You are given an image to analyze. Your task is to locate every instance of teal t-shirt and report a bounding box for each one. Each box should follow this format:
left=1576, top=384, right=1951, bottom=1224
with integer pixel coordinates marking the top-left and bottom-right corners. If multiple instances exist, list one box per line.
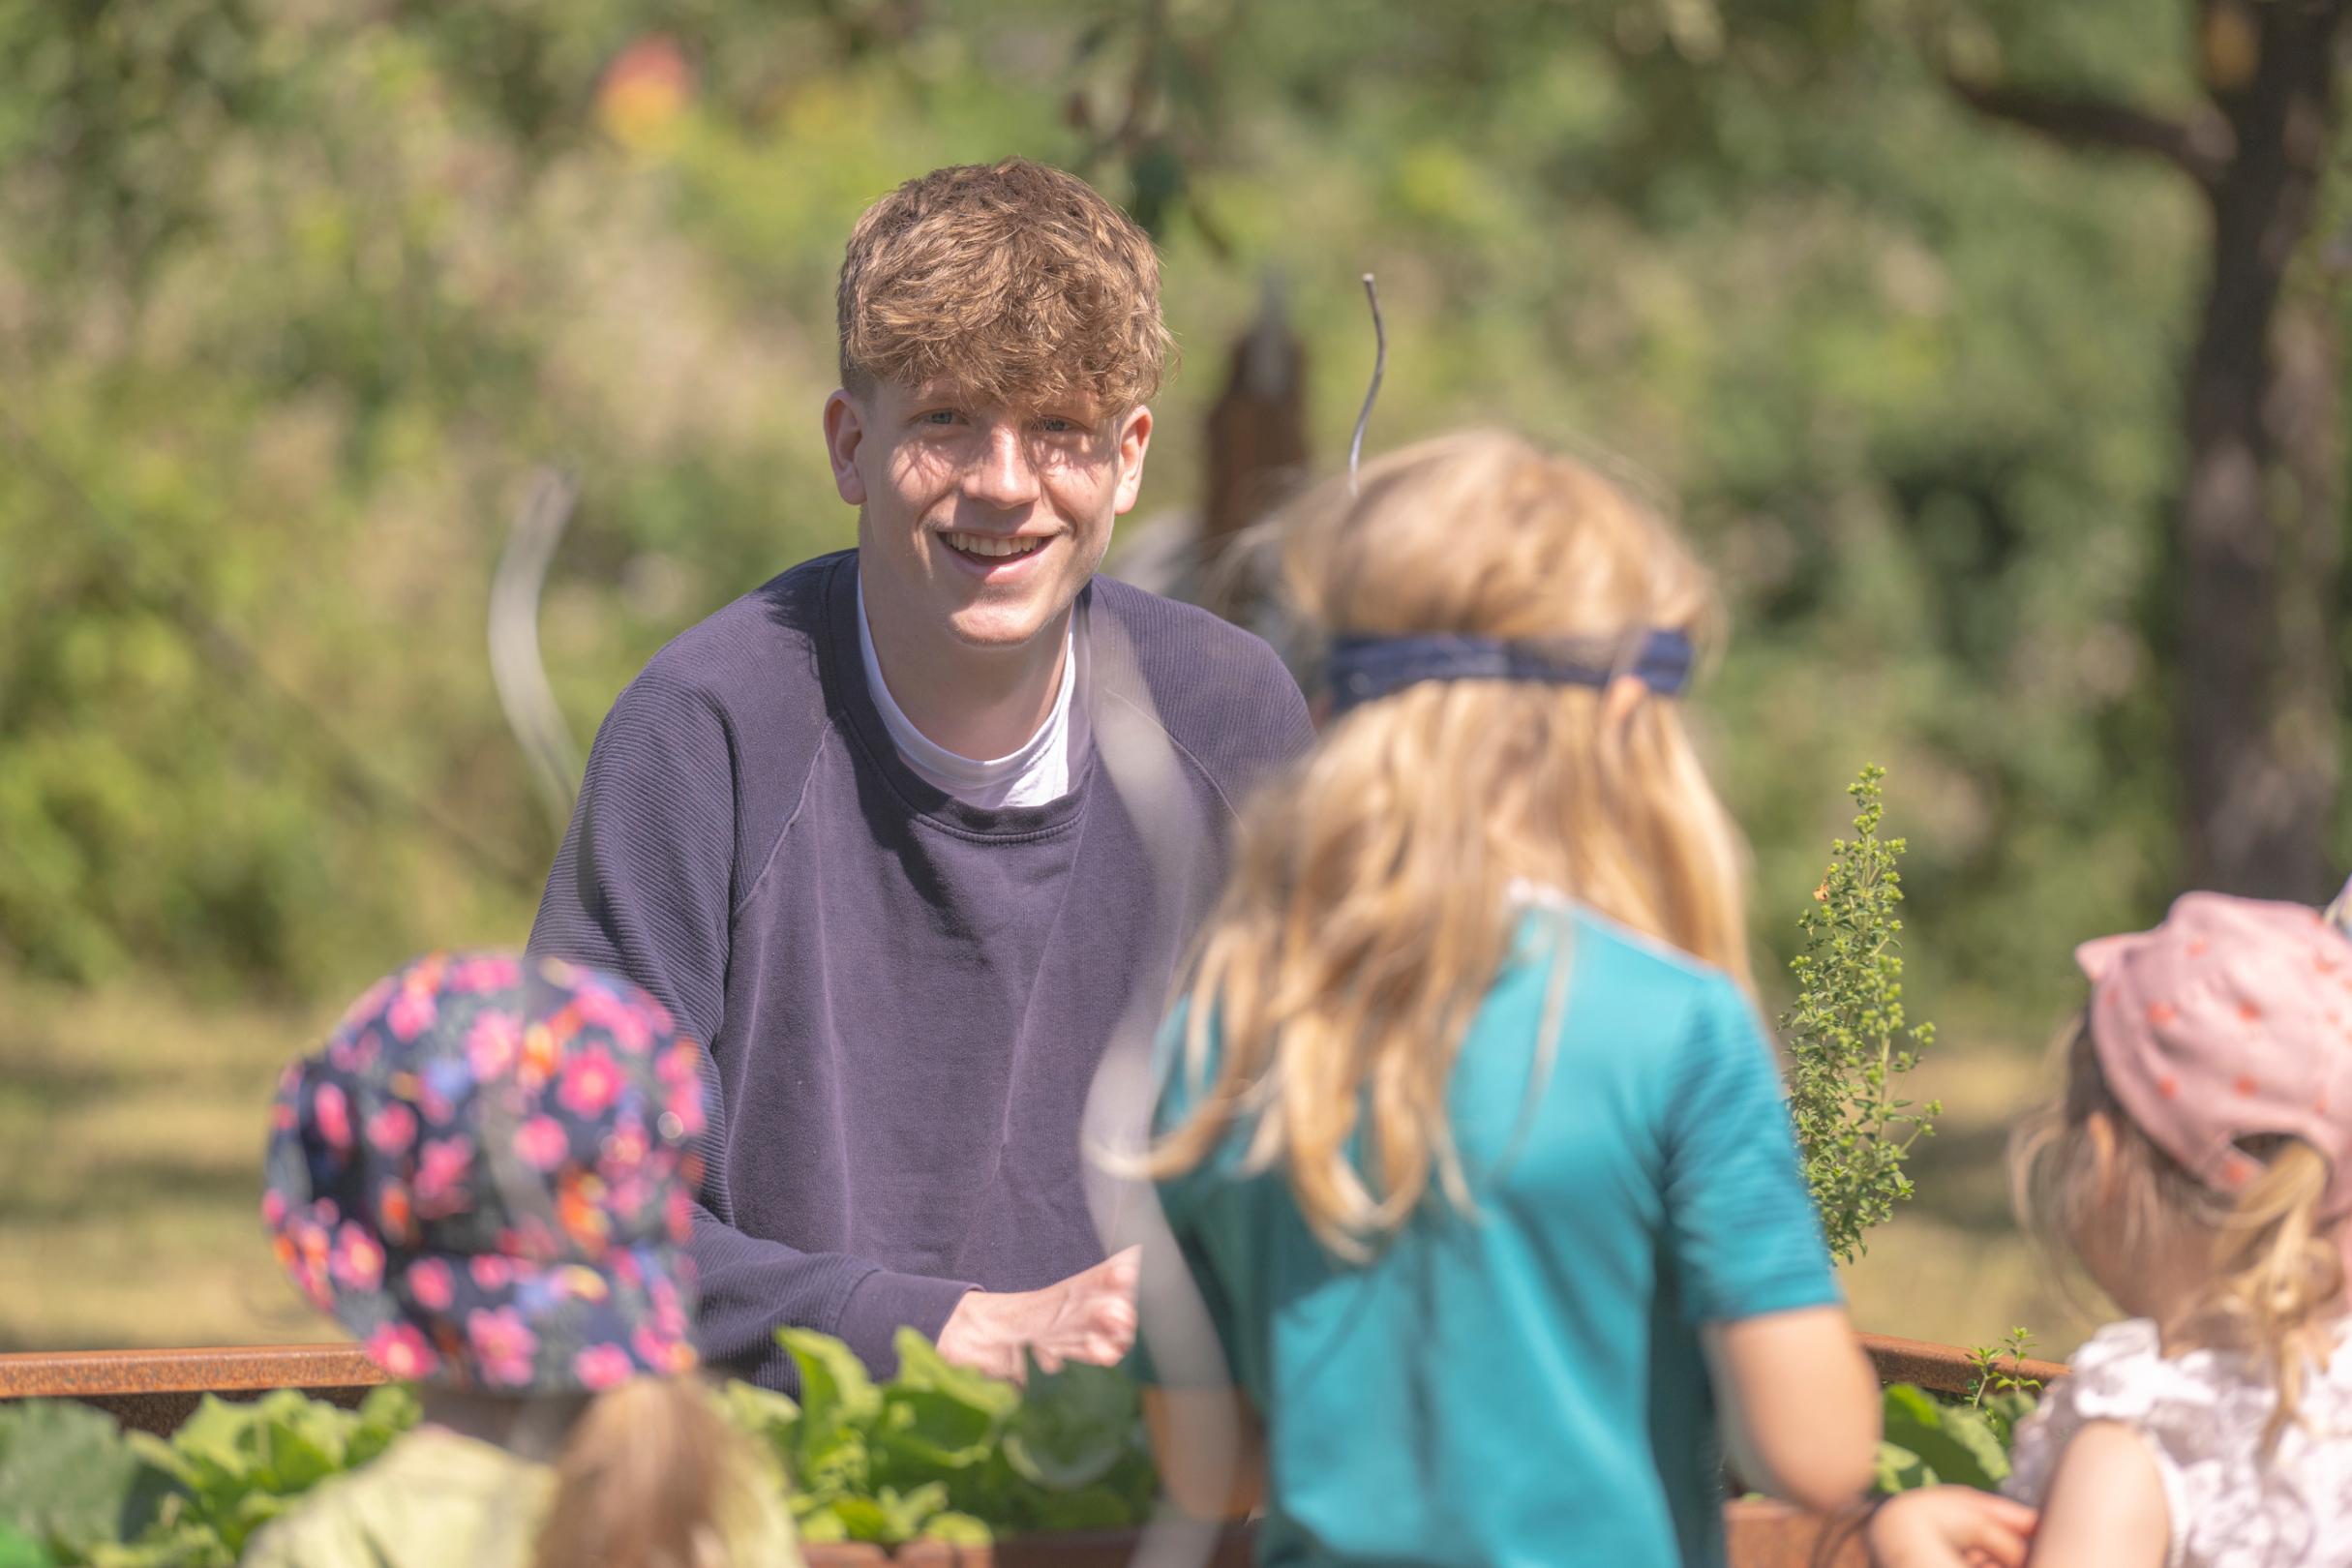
left=1136, top=906, right=1838, bottom=1568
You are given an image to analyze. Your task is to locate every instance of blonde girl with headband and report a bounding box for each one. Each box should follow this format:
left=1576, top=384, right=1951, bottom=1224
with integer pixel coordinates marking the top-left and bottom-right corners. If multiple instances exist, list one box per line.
left=1127, top=431, right=1880, bottom=1568
left=1870, top=893, right=2352, bottom=1568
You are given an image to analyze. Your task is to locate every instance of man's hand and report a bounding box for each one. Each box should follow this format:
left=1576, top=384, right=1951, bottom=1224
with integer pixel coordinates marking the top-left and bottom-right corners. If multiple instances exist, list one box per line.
left=934, top=1247, right=1139, bottom=1382
left=1865, top=1486, right=2038, bottom=1568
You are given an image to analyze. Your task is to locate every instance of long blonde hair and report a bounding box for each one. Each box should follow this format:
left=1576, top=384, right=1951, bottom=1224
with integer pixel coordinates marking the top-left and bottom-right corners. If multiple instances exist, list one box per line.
left=2013, top=1019, right=2347, bottom=1452
left=530, top=1376, right=773, bottom=1568
left=1148, top=430, right=1752, bottom=1257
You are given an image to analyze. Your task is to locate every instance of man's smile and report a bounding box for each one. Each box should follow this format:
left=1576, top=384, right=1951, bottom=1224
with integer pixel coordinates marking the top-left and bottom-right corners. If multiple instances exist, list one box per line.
left=936, top=528, right=1057, bottom=581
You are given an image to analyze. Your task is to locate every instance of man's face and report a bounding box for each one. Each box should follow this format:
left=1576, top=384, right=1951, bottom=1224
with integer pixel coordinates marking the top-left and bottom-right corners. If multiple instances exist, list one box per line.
left=825, top=377, right=1153, bottom=652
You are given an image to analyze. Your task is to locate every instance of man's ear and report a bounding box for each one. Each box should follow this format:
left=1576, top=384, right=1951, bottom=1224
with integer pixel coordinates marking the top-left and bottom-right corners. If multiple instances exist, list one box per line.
left=1112, top=405, right=1154, bottom=516
left=824, top=389, right=868, bottom=506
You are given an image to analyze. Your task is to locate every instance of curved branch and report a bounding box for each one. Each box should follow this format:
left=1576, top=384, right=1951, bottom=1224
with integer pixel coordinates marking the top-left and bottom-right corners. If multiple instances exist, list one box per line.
left=1944, top=74, right=2233, bottom=191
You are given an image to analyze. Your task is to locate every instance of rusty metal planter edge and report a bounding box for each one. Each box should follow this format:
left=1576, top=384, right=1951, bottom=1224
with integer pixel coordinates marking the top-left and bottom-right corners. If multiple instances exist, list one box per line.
left=0, top=1333, right=2059, bottom=1567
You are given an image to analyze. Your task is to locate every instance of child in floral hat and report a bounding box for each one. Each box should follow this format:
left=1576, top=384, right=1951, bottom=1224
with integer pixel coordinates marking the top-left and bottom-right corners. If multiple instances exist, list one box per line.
left=1870, top=892, right=2352, bottom=1568
left=245, top=950, right=799, bottom=1568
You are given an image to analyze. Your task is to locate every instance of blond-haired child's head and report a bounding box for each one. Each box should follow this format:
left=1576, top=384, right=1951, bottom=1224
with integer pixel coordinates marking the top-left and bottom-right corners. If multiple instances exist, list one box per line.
left=1153, top=429, right=1750, bottom=1255
left=2013, top=893, right=2352, bottom=1447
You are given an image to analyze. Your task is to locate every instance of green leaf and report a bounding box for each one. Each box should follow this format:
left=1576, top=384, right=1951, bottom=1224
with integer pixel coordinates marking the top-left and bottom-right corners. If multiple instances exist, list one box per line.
left=777, top=1328, right=883, bottom=1435
left=0, top=1520, right=56, bottom=1568
left=825, top=1494, right=895, bottom=1544
left=790, top=1503, right=851, bottom=1544
left=1980, top=1387, right=2041, bottom=1448
left=87, top=1520, right=234, bottom=1568
left=890, top=1328, right=1018, bottom=1421
left=717, top=1378, right=802, bottom=1459
left=1873, top=1439, right=1934, bottom=1493
left=1879, top=1385, right=2009, bottom=1493
left=876, top=1482, right=949, bottom=1541
left=0, top=1401, right=182, bottom=1556
left=875, top=1388, right=997, bottom=1475
left=1001, top=1351, right=1139, bottom=1491
left=921, top=1510, right=993, bottom=1546
left=346, top=1385, right=419, bottom=1471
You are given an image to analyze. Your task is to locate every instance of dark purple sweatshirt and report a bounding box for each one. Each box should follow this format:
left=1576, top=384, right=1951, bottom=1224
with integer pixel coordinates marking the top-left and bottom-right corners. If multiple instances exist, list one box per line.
left=528, top=550, right=1312, bottom=1388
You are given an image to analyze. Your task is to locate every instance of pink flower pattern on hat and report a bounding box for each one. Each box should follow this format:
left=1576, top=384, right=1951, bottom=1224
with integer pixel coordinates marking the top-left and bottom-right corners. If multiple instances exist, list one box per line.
left=261, top=950, right=709, bottom=1393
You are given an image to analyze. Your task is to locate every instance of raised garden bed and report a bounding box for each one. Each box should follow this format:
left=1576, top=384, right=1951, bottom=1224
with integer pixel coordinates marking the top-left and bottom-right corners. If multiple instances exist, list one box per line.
left=0, top=1334, right=2065, bottom=1567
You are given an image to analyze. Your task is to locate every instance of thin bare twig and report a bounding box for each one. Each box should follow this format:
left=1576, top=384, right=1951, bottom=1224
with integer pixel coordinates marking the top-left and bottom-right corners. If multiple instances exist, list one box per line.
left=488, top=466, right=584, bottom=832
left=1347, top=273, right=1386, bottom=498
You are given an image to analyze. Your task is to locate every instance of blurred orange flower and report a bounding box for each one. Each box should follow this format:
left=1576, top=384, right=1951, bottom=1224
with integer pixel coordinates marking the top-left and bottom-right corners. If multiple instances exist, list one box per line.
left=598, top=36, right=694, bottom=151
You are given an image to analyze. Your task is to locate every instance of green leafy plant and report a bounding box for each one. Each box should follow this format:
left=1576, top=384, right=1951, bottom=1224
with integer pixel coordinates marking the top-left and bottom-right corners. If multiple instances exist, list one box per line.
left=1782, top=765, right=1941, bottom=1263
left=1967, top=1328, right=2044, bottom=1409
left=1964, top=1328, right=2046, bottom=1449
left=0, top=1401, right=178, bottom=1565
left=739, top=1328, right=1157, bottom=1546
left=1874, top=1384, right=2015, bottom=1494
left=1, top=1331, right=1152, bottom=1560
left=1874, top=1333, right=2047, bottom=1496
left=0, top=1385, right=418, bottom=1568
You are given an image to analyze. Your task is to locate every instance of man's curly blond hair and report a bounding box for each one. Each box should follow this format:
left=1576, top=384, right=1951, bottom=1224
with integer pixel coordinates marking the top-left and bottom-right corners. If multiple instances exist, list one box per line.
left=836, top=159, right=1170, bottom=416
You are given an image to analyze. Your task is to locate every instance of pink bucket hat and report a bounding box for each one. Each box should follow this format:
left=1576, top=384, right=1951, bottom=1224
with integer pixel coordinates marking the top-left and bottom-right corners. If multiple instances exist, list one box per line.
left=2078, top=890, right=2352, bottom=1215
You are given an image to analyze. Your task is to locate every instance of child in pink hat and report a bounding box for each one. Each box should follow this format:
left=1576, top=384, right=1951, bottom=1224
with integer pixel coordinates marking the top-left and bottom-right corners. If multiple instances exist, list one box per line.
left=1871, top=891, right=2352, bottom=1568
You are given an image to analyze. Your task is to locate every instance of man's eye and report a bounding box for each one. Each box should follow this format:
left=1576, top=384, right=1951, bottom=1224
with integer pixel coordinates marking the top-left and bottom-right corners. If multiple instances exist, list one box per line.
left=921, top=409, right=960, bottom=426
left=1038, top=417, right=1075, bottom=435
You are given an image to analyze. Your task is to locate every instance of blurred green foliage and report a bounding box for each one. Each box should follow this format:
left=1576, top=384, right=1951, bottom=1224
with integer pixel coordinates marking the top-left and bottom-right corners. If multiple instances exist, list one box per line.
left=0, top=0, right=2330, bottom=1030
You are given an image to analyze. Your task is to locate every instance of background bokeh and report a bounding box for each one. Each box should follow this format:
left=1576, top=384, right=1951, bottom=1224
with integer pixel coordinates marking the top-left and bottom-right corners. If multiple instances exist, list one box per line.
left=4, top=0, right=2345, bottom=1359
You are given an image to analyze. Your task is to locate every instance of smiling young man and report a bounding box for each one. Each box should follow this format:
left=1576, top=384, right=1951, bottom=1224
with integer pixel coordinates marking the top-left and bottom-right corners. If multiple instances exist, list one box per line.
left=528, top=160, right=1312, bottom=1390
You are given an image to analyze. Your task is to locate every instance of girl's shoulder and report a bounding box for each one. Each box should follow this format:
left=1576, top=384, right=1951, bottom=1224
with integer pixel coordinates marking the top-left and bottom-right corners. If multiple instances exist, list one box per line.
left=2005, top=1318, right=2352, bottom=1567
left=1506, top=890, right=1733, bottom=999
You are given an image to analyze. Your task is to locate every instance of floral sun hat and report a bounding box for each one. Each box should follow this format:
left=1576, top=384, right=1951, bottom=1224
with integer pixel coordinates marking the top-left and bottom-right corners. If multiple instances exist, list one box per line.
left=263, top=950, right=708, bottom=1390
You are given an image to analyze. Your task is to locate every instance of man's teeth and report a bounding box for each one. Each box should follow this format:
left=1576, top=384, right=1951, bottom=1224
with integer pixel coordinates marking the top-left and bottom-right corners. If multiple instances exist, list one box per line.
left=944, top=532, right=1046, bottom=559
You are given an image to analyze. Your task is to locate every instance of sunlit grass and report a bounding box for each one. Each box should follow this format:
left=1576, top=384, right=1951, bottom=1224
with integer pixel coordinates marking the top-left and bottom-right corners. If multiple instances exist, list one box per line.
left=0, top=979, right=341, bottom=1350
left=2, top=976, right=2100, bottom=1360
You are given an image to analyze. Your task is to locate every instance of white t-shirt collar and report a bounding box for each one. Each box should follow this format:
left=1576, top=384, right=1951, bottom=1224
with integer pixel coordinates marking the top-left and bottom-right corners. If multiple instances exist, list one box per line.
left=856, top=583, right=1087, bottom=809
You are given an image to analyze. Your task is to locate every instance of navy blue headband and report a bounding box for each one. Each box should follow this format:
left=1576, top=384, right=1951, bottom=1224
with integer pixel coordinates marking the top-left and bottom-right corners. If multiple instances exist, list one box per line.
left=1325, top=629, right=1695, bottom=715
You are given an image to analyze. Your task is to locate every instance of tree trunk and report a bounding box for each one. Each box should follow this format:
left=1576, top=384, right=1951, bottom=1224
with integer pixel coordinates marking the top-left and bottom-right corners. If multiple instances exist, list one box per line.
left=2177, top=0, right=2345, bottom=898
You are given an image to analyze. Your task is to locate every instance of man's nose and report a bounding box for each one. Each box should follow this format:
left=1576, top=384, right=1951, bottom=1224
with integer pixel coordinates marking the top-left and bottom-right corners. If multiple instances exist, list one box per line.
left=962, top=421, right=1041, bottom=509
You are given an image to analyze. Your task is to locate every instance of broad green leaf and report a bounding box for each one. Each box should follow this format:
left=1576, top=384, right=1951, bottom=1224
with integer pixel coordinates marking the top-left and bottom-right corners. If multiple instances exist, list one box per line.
left=0, top=1401, right=182, bottom=1556
left=166, top=1396, right=268, bottom=1487
left=1879, top=1385, right=2009, bottom=1493
left=1002, top=1352, right=1139, bottom=1491
left=257, top=1417, right=339, bottom=1494
left=825, top=1494, right=895, bottom=1543
left=777, top=1327, right=883, bottom=1438
left=790, top=1504, right=850, bottom=1544
left=88, top=1520, right=234, bottom=1568
left=0, top=1520, right=54, bottom=1568
left=876, top=1482, right=949, bottom=1540
left=1873, top=1439, right=1933, bottom=1493
left=890, top=1329, right=1019, bottom=1420
left=921, top=1510, right=993, bottom=1546
left=791, top=1425, right=870, bottom=1503
left=875, top=1389, right=997, bottom=1476
left=717, top=1378, right=802, bottom=1460
left=347, top=1385, right=419, bottom=1470
left=1982, top=1388, right=2040, bottom=1448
